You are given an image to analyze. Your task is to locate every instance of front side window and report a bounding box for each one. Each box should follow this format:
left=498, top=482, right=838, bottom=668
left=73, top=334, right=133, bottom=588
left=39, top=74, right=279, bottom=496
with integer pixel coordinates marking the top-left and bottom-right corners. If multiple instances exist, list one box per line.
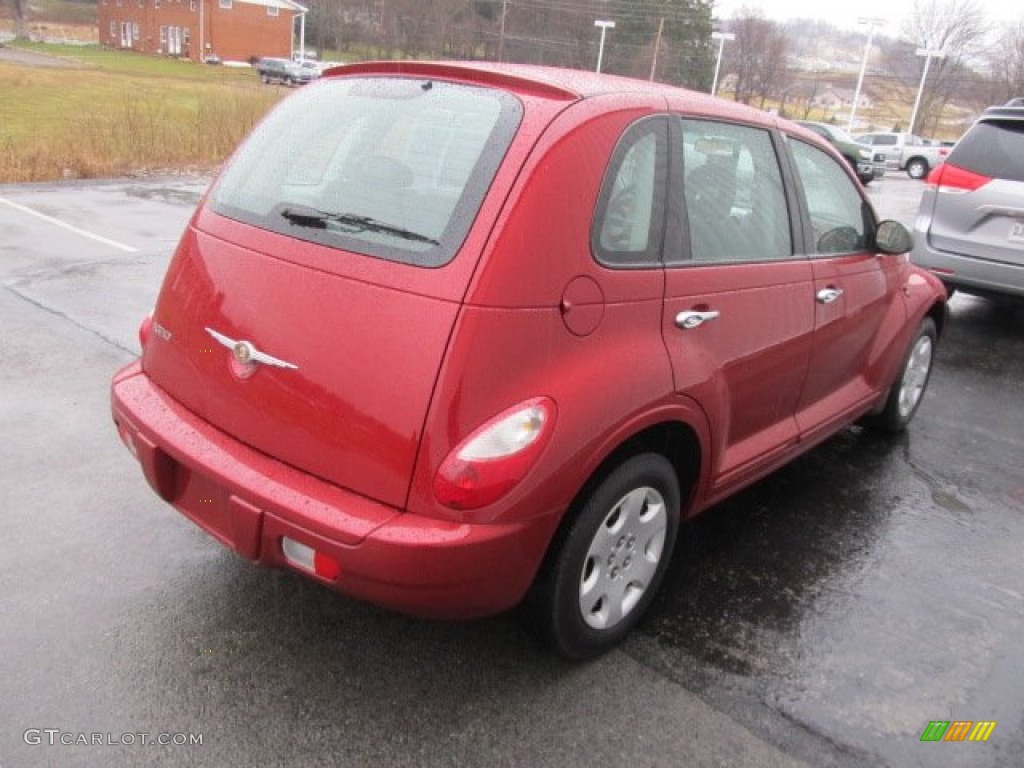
left=209, top=77, right=522, bottom=268
left=790, top=140, right=869, bottom=254
left=678, top=119, right=792, bottom=264
left=592, top=117, right=668, bottom=267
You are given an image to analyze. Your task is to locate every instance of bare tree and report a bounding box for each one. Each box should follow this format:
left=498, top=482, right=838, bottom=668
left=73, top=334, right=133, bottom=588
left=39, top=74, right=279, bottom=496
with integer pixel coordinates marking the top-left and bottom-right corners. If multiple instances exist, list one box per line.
left=724, top=10, right=788, bottom=107
left=9, top=0, right=29, bottom=39
left=901, top=0, right=990, bottom=133
left=988, top=18, right=1024, bottom=102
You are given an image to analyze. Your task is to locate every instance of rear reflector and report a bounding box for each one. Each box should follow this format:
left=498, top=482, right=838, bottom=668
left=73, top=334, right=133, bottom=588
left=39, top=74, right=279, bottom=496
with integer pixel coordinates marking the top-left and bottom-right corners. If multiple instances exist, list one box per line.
left=281, top=537, right=341, bottom=580
left=116, top=421, right=139, bottom=458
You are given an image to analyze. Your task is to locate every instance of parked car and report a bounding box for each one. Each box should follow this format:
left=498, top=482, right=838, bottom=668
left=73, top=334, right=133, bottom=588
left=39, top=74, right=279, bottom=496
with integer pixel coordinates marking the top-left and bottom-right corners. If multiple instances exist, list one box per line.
left=297, top=59, right=321, bottom=81
left=855, top=131, right=949, bottom=179
left=911, top=105, right=1024, bottom=300
left=794, top=120, right=885, bottom=184
left=111, top=62, right=946, bottom=659
left=256, top=56, right=313, bottom=86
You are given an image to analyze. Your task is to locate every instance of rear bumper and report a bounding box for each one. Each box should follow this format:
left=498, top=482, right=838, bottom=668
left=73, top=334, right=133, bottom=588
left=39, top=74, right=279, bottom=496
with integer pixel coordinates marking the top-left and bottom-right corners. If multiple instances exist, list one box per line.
left=111, top=363, right=550, bottom=619
left=911, top=241, right=1024, bottom=299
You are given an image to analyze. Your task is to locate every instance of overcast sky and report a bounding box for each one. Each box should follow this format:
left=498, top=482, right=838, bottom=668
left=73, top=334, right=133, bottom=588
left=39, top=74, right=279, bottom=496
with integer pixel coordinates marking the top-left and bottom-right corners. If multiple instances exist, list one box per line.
left=712, top=0, right=1020, bottom=34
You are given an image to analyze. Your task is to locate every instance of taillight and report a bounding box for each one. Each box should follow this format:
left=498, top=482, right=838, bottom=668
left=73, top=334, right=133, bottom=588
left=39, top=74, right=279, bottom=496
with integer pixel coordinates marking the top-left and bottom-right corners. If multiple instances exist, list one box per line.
left=138, top=314, right=153, bottom=348
left=434, top=397, right=557, bottom=510
left=927, top=163, right=991, bottom=193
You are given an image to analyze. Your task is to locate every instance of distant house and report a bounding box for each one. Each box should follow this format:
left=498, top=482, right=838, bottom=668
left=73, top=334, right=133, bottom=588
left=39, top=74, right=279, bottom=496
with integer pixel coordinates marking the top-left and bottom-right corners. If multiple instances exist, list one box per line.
left=96, top=0, right=307, bottom=63
left=811, top=87, right=872, bottom=111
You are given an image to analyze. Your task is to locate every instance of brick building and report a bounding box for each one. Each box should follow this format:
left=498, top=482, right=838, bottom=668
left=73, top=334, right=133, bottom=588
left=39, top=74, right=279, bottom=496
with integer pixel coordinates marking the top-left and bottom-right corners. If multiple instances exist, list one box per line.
left=97, top=0, right=307, bottom=64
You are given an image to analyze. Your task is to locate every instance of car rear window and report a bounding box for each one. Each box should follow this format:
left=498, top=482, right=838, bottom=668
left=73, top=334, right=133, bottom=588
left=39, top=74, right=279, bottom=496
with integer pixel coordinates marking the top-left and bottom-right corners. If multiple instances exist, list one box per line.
left=948, top=119, right=1024, bottom=182
left=208, top=77, right=523, bottom=267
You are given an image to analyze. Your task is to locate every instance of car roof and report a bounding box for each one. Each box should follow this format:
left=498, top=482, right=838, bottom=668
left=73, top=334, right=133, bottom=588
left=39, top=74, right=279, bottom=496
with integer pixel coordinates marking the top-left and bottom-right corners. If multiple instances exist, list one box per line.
left=980, top=106, right=1024, bottom=121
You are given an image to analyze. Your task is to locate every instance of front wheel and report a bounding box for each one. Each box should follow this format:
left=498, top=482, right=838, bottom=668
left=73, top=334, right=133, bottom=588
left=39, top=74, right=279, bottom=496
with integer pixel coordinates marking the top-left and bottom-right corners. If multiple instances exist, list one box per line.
left=529, top=453, right=680, bottom=659
left=906, top=158, right=929, bottom=179
left=869, top=317, right=937, bottom=433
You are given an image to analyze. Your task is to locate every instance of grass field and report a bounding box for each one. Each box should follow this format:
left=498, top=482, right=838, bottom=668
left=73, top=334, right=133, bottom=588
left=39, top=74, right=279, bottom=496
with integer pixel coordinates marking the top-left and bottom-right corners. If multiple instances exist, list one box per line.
left=0, top=43, right=285, bottom=182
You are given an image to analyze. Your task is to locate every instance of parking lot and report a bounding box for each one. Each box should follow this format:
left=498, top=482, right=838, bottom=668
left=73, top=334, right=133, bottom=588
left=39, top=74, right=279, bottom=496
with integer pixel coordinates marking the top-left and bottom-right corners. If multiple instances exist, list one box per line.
left=1, top=173, right=1021, bottom=767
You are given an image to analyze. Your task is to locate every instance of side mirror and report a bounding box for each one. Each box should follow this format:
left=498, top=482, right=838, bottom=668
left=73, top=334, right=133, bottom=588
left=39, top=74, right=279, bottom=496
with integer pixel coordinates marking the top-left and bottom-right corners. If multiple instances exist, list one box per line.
left=875, top=220, right=913, bottom=255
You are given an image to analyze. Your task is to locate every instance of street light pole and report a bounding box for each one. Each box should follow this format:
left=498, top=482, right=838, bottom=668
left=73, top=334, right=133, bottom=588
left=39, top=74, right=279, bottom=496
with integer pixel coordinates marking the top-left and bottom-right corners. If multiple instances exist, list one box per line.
left=594, top=20, right=615, bottom=73
left=710, top=32, right=735, bottom=96
left=909, top=48, right=945, bottom=135
left=848, top=17, right=884, bottom=133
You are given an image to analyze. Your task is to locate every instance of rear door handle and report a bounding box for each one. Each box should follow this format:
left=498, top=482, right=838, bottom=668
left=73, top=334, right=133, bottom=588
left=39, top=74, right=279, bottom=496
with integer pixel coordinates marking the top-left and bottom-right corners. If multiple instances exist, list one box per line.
left=675, top=310, right=720, bottom=330
left=816, top=287, right=843, bottom=304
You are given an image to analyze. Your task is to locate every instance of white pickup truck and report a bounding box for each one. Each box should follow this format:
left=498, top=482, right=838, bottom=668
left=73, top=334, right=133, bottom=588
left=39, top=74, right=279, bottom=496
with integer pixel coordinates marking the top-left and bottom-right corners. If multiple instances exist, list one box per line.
left=854, top=132, right=949, bottom=179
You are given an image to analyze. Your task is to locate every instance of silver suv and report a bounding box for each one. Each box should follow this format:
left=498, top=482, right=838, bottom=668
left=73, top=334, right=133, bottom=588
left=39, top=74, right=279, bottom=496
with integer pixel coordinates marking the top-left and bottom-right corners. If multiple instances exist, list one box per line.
left=911, top=106, right=1024, bottom=299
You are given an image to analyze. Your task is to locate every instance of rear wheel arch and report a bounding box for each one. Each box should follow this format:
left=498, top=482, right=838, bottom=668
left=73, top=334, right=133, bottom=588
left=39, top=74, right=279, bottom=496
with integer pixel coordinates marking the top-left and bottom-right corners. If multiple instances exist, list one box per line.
left=540, top=421, right=704, bottom=570
left=524, top=420, right=703, bottom=656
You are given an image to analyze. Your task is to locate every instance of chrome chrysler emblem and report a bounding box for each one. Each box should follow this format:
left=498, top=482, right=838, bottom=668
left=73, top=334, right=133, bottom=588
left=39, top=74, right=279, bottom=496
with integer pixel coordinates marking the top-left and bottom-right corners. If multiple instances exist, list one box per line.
left=205, top=328, right=298, bottom=370
left=233, top=341, right=253, bottom=364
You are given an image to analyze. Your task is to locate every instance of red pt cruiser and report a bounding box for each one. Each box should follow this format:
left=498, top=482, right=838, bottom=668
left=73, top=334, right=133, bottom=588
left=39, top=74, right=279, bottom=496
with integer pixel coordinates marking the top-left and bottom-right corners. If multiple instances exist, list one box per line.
left=112, top=61, right=946, bottom=658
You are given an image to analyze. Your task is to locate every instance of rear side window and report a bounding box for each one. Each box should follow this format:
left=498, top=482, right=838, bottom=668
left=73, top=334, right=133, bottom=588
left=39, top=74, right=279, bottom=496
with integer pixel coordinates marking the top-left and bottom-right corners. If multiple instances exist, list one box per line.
left=208, top=77, right=522, bottom=267
left=592, top=116, right=669, bottom=267
left=948, top=120, right=1024, bottom=182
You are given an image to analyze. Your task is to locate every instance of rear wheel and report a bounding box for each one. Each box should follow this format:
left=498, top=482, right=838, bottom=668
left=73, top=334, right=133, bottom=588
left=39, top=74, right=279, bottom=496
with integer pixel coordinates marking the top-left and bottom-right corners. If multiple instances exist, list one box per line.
left=529, top=453, right=680, bottom=659
left=869, top=317, right=937, bottom=433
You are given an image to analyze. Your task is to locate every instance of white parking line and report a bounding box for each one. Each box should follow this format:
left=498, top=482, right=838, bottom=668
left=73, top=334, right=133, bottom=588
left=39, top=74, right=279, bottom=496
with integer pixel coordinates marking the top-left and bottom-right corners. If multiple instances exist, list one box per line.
left=0, top=196, right=139, bottom=253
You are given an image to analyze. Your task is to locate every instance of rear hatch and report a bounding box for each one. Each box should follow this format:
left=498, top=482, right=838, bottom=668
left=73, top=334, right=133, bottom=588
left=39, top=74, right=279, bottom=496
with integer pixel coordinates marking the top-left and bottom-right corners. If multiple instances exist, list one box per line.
left=142, top=72, right=530, bottom=509
left=925, top=114, right=1024, bottom=267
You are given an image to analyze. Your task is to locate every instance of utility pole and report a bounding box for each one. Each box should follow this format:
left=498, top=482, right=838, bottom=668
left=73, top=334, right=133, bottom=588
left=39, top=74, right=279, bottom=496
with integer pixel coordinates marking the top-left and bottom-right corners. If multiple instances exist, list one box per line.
left=649, top=17, right=665, bottom=81
left=497, top=0, right=508, bottom=62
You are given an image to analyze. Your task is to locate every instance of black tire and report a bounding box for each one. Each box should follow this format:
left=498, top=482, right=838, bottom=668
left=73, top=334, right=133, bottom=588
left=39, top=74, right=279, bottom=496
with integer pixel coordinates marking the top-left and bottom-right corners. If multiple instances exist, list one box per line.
left=859, top=174, right=873, bottom=186
left=868, top=317, right=937, bottom=433
left=906, top=157, right=929, bottom=179
left=529, top=453, right=680, bottom=659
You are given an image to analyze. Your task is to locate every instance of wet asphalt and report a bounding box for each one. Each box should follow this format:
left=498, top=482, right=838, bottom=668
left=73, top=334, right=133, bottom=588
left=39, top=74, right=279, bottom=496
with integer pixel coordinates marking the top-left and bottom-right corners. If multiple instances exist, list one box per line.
left=0, top=174, right=1020, bottom=768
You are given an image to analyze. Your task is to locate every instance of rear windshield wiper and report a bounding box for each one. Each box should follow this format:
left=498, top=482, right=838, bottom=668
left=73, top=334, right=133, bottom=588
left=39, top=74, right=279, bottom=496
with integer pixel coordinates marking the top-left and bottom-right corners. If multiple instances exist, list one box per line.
left=280, top=206, right=439, bottom=245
